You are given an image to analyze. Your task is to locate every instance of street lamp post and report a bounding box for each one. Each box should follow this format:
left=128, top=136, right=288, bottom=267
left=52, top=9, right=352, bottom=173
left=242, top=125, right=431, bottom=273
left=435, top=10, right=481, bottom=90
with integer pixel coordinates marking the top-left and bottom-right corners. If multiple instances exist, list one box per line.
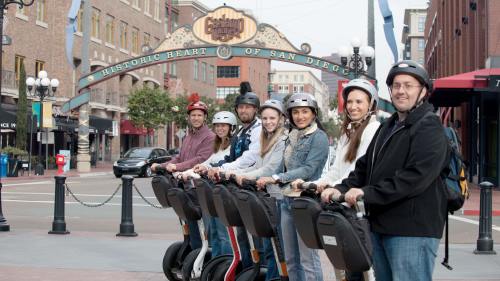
left=0, top=0, right=35, bottom=232
left=26, top=71, right=59, bottom=176
left=339, top=37, right=375, bottom=78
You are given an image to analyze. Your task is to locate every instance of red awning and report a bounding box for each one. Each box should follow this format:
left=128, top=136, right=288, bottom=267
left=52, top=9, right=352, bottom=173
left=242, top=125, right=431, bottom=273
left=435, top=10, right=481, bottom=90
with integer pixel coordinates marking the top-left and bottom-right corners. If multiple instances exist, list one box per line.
left=430, top=68, right=500, bottom=107
left=120, top=120, right=154, bottom=135
left=433, top=68, right=500, bottom=89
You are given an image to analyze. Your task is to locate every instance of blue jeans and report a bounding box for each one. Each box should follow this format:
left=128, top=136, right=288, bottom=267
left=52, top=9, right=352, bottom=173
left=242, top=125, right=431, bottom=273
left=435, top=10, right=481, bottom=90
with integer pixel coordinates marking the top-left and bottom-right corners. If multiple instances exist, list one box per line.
left=264, top=199, right=282, bottom=281
left=188, top=220, right=201, bottom=249
left=209, top=216, right=232, bottom=257
left=280, top=197, right=323, bottom=281
left=371, top=232, right=440, bottom=281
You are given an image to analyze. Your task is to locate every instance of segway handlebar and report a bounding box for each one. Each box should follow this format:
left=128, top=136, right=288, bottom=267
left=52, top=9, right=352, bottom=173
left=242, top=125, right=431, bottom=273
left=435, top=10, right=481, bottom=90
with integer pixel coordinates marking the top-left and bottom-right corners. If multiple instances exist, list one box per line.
left=330, top=194, right=364, bottom=203
left=297, top=182, right=320, bottom=192
left=154, top=166, right=168, bottom=175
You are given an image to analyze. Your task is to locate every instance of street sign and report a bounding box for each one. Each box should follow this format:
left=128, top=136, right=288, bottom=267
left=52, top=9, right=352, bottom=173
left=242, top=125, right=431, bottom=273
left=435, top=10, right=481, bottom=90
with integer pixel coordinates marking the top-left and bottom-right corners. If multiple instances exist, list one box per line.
left=2, top=35, right=12, bottom=45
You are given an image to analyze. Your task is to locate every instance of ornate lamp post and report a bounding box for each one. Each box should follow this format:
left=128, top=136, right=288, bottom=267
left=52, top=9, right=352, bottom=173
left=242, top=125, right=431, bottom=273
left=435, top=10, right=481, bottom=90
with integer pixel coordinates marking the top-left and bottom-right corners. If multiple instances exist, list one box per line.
left=26, top=71, right=59, bottom=175
left=338, top=37, right=375, bottom=78
left=0, top=0, right=35, bottom=232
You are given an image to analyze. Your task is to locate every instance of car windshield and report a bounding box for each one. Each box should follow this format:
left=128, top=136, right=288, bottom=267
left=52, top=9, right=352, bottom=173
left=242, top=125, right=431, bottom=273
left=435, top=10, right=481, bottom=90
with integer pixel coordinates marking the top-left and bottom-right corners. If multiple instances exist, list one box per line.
left=124, top=148, right=151, bottom=158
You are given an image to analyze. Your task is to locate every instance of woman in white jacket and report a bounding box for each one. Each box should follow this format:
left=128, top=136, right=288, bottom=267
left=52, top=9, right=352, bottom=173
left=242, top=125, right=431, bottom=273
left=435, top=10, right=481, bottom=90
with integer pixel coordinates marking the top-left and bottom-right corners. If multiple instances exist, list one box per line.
left=295, top=79, right=380, bottom=281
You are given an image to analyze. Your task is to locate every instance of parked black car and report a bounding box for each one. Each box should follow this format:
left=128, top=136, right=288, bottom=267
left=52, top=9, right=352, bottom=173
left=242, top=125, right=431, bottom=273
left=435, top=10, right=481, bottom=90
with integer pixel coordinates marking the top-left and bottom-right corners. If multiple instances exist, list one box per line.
left=113, top=147, right=172, bottom=178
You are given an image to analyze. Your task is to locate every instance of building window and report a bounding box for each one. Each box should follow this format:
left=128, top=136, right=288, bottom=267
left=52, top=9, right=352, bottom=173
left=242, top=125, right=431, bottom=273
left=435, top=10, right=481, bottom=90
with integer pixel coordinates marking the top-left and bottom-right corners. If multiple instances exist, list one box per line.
left=217, top=66, right=240, bottom=78
left=132, top=0, right=139, bottom=9
left=209, top=65, right=215, bottom=84
left=15, top=55, right=25, bottom=83
left=105, top=15, right=115, bottom=45
left=91, top=8, right=101, bottom=39
left=35, top=60, right=45, bottom=76
left=278, top=85, right=289, bottom=94
left=153, top=0, right=160, bottom=21
left=418, top=16, right=426, bottom=32
left=216, top=87, right=239, bottom=99
left=299, top=85, right=304, bottom=92
left=36, top=0, right=46, bottom=22
left=119, top=21, right=128, bottom=49
left=16, top=4, right=27, bottom=16
left=170, top=62, right=177, bottom=77
left=77, top=4, right=83, bottom=32
left=293, top=85, right=298, bottom=93
left=143, top=32, right=151, bottom=46
left=202, top=62, right=207, bottom=82
left=418, top=38, right=425, bottom=51
left=144, top=0, right=151, bottom=15
left=300, top=75, right=304, bottom=82
left=131, top=27, right=139, bottom=53
left=193, top=59, right=199, bottom=80
left=165, top=7, right=179, bottom=33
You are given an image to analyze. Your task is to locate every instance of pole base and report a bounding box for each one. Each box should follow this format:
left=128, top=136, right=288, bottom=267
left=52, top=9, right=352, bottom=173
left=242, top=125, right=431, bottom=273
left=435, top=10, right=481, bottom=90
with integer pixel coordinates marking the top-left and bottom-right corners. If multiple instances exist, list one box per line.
left=48, top=230, right=70, bottom=235
left=474, top=249, right=497, bottom=255
left=116, top=224, right=137, bottom=237
left=49, top=222, right=69, bottom=234
left=0, top=223, right=10, bottom=232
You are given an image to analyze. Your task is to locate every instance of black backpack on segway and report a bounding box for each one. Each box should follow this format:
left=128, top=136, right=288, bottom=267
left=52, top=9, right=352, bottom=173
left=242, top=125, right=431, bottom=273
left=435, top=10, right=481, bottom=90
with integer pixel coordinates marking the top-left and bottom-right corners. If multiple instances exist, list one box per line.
left=316, top=196, right=373, bottom=273
left=150, top=168, right=193, bottom=281
left=234, top=179, right=288, bottom=281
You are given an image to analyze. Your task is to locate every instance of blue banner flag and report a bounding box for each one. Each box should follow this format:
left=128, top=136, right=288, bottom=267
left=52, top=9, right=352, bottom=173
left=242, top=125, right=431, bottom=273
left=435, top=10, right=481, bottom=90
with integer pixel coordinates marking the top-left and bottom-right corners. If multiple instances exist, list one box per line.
left=65, top=0, right=82, bottom=69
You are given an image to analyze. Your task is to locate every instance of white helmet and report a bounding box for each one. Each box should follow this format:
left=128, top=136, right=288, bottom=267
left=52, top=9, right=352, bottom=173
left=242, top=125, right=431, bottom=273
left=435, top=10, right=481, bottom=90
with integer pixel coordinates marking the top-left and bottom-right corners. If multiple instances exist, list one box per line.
left=342, top=78, right=379, bottom=111
left=212, top=111, right=237, bottom=127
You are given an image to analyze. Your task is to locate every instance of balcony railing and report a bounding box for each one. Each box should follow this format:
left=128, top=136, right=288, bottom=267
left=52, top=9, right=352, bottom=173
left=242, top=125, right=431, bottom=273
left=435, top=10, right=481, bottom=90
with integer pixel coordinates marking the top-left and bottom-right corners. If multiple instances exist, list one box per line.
left=2, top=70, right=17, bottom=90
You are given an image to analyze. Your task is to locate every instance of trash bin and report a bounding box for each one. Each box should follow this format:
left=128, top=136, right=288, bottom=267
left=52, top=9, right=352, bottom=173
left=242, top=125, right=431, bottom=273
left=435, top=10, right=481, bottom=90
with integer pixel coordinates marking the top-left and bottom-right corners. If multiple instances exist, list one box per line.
left=7, top=157, right=19, bottom=177
left=0, top=154, right=7, bottom=178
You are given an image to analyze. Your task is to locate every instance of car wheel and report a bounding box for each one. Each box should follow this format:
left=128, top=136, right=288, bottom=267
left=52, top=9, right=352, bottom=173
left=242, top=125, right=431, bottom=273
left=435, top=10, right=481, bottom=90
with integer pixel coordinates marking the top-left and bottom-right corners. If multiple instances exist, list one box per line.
left=144, top=166, right=152, bottom=178
left=114, top=173, right=122, bottom=178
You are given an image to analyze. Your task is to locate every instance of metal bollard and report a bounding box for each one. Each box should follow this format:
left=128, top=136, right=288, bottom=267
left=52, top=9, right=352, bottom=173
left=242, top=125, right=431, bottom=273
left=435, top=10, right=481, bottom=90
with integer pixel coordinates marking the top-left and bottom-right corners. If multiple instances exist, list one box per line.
left=49, top=176, right=70, bottom=234
left=474, top=181, right=496, bottom=254
left=117, top=175, right=137, bottom=237
left=0, top=183, right=10, bottom=231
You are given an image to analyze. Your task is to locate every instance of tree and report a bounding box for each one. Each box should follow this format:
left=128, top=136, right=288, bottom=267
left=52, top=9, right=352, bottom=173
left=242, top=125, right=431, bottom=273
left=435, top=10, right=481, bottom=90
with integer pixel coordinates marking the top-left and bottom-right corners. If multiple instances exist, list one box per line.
left=127, top=87, right=173, bottom=145
left=16, top=63, right=28, bottom=150
left=216, top=93, right=238, bottom=113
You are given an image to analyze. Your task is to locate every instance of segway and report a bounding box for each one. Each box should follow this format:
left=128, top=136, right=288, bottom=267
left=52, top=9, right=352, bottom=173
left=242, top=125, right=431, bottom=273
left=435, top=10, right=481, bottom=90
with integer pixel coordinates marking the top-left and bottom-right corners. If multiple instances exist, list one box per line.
left=234, top=179, right=289, bottom=281
left=167, top=176, right=212, bottom=281
left=292, top=182, right=372, bottom=280
left=317, top=194, right=372, bottom=274
left=150, top=167, right=192, bottom=281
left=203, top=172, right=248, bottom=281
left=194, top=174, right=235, bottom=281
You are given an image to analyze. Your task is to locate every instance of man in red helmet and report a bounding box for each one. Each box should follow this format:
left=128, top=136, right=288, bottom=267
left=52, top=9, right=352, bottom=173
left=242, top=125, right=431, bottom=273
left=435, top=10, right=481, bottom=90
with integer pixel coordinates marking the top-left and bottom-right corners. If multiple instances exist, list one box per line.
left=152, top=96, right=215, bottom=173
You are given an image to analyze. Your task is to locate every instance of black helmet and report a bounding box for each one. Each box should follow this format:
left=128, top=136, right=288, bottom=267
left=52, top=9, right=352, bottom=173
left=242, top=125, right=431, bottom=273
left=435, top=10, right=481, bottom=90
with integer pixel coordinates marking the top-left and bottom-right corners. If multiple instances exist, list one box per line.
left=386, top=60, right=432, bottom=91
left=235, top=81, right=260, bottom=109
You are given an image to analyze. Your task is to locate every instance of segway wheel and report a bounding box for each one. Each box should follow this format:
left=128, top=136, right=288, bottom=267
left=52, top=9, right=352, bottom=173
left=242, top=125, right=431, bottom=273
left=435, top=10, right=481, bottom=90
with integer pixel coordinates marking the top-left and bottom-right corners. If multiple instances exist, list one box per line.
left=235, top=266, right=267, bottom=281
left=163, top=241, right=184, bottom=281
left=181, top=248, right=212, bottom=281
left=200, top=256, right=233, bottom=281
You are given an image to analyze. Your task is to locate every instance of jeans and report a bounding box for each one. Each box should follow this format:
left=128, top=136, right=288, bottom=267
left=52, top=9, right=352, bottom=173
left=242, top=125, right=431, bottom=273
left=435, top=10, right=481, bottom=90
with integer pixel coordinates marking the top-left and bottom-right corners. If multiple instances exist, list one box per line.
left=188, top=220, right=202, bottom=249
left=280, top=197, right=324, bottom=281
left=264, top=199, right=282, bottom=281
left=209, top=217, right=232, bottom=257
left=371, top=232, right=440, bottom=281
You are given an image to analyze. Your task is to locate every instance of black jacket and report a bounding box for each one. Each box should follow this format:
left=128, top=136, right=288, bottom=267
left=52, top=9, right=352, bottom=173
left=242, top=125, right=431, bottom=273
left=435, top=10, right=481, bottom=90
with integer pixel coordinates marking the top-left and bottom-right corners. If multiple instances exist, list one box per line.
left=336, top=102, right=449, bottom=238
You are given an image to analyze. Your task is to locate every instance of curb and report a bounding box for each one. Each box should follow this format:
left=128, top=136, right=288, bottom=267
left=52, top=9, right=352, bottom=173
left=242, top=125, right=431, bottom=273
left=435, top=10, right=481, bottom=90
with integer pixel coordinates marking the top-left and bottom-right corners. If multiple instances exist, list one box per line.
left=462, top=209, right=500, bottom=216
left=1, top=171, right=113, bottom=182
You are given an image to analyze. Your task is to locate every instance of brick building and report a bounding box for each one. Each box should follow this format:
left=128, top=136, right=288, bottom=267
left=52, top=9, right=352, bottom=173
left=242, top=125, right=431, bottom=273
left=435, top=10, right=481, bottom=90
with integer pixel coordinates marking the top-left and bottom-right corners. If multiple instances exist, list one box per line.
left=402, top=8, right=427, bottom=64
left=425, top=0, right=500, bottom=185
left=269, top=70, right=329, bottom=121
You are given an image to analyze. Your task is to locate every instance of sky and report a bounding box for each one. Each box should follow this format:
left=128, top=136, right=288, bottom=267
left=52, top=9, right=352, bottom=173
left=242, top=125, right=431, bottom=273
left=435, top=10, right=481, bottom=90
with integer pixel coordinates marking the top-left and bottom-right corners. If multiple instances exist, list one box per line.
left=202, top=0, right=428, bottom=101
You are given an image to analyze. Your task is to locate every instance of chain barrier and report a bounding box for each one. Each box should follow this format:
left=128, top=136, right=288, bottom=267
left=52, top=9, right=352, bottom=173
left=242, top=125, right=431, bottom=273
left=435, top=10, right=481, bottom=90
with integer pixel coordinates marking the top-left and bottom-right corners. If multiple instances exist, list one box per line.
left=65, top=184, right=122, bottom=208
left=133, top=184, right=164, bottom=209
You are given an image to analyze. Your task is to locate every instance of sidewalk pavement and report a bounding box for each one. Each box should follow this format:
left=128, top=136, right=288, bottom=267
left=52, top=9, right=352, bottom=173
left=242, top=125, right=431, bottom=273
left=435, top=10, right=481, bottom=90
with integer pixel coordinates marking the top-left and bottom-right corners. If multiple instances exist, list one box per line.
left=1, top=162, right=114, bottom=182
left=0, top=229, right=499, bottom=281
left=461, top=183, right=500, bottom=216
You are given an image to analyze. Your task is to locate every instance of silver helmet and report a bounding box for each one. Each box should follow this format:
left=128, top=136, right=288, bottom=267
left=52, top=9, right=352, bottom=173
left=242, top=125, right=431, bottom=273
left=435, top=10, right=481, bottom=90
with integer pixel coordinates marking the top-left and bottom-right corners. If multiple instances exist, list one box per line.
left=342, top=78, right=379, bottom=111
left=286, top=93, right=318, bottom=114
left=259, top=99, right=285, bottom=116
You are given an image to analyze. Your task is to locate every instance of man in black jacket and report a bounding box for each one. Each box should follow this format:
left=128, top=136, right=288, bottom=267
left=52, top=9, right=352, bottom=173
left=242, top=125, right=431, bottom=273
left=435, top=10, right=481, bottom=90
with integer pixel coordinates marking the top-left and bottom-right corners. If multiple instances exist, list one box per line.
left=322, top=60, right=448, bottom=281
